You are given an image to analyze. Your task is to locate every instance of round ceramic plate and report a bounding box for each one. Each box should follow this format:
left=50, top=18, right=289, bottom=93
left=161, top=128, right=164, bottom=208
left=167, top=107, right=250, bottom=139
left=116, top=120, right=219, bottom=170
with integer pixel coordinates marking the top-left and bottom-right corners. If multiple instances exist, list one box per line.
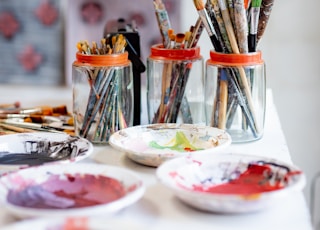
left=0, top=132, right=93, bottom=172
left=109, top=123, right=232, bottom=167
left=0, top=163, right=145, bottom=219
left=2, top=217, right=145, bottom=230
left=156, top=153, right=306, bottom=213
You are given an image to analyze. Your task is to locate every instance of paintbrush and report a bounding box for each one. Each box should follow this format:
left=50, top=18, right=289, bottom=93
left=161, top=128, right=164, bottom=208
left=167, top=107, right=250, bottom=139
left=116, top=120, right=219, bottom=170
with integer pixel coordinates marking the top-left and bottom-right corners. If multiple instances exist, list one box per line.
left=217, top=0, right=239, bottom=53
left=193, top=0, right=223, bottom=52
left=218, top=69, right=228, bottom=129
left=174, top=33, right=185, bottom=49
left=0, top=105, right=68, bottom=116
left=187, top=18, right=204, bottom=48
left=233, top=0, right=249, bottom=53
left=248, top=0, right=262, bottom=52
left=257, top=0, right=274, bottom=43
left=0, top=123, right=36, bottom=133
left=210, top=0, right=232, bottom=53
left=153, top=0, right=172, bottom=48
left=0, top=114, right=62, bottom=124
left=0, top=102, right=20, bottom=109
left=0, top=120, right=74, bottom=134
left=206, top=0, right=230, bottom=53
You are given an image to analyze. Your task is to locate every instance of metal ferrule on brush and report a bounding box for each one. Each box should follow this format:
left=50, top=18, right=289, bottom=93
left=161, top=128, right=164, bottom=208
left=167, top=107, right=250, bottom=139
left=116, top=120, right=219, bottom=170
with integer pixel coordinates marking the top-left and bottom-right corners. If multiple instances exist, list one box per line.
left=250, top=8, right=260, bottom=35
left=198, top=10, right=215, bottom=37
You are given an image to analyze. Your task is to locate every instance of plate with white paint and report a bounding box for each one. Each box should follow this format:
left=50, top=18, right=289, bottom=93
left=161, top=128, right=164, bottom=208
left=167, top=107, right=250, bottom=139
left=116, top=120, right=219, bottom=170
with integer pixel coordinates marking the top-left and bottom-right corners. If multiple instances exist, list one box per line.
left=0, top=163, right=145, bottom=219
left=109, top=123, right=232, bottom=167
left=0, top=132, right=93, bottom=172
left=156, top=153, right=305, bottom=213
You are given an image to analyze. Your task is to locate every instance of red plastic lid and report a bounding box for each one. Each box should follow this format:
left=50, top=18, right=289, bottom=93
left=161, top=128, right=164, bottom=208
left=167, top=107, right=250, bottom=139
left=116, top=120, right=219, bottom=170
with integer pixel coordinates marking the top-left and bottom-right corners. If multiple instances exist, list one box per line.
left=208, top=51, right=264, bottom=66
left=74, top=52, right=130, bottom=67
left=149, top=44, right=201, bottom=60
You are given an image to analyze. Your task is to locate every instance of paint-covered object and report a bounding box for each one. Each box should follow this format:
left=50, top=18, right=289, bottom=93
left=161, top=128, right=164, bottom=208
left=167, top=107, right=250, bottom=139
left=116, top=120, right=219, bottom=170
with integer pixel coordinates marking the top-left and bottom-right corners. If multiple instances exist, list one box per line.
left=157, top=153, right=305, bottom=213
left=109, top=123, right=232, bottom=167
left=72, top=52, right=134, bottom=144
left=6, top=174, right=126, bottom=209
left=0, top=163, right=145, bottom=219
left=147, top=44, right=205, bottom=125
left=0, top=132, right=93, bottom=173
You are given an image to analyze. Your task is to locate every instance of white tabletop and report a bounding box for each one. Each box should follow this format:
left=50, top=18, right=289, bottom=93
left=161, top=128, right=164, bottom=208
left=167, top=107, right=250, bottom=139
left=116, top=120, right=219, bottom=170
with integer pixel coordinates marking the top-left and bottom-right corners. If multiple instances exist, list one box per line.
left=0, top=85, right=313, bottom=230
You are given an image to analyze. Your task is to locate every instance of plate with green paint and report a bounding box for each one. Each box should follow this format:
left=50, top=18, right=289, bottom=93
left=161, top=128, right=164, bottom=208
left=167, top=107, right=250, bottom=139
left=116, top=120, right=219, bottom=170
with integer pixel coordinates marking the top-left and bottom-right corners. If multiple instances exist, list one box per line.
left=108, top=124, right=232, bottom=167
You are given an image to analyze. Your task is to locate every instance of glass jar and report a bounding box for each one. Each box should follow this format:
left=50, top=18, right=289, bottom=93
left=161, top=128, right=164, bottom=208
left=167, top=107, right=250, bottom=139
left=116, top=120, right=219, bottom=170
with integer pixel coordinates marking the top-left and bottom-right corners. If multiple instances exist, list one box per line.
left=147, top=44, right=205, bottom=125
left=205, top=51, right=266, bottom=143
left=72, top=52, right=133, bottom=144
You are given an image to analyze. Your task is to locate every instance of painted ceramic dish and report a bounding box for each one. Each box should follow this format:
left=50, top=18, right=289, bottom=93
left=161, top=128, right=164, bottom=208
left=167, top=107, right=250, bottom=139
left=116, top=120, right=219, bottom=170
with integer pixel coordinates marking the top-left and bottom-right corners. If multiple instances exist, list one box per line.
left=0, top=163, right=145, bottom=219
left=109, top=123, right=232, bottom=167
left=156, top=153, right=305, bottom=213
left=0, top=132, right=93, bottom=172
left=2, top=217, right=145, bottom=230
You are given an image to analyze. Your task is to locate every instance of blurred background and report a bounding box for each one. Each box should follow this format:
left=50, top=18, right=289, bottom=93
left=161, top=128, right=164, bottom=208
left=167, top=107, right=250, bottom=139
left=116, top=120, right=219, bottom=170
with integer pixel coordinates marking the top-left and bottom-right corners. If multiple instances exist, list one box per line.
left=0, top=0, right=319, bottom=226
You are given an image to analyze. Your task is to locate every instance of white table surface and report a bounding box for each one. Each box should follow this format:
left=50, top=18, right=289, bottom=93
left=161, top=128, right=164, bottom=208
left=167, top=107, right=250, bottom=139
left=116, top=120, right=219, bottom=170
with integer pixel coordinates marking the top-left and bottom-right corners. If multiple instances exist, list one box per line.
left=0, top=85, right=313, bottom=230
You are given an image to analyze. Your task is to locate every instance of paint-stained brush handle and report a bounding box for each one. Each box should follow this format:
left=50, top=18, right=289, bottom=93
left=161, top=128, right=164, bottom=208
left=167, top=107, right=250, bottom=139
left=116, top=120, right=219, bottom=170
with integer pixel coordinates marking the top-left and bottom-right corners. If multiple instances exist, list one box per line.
left=257, top=0, right=275, bottom=42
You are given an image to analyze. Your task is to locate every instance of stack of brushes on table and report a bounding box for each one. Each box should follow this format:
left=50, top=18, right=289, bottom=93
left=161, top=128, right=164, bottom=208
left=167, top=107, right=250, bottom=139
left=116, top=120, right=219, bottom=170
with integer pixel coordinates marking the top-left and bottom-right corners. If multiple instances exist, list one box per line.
left=0, top=102, right=74, bottom=135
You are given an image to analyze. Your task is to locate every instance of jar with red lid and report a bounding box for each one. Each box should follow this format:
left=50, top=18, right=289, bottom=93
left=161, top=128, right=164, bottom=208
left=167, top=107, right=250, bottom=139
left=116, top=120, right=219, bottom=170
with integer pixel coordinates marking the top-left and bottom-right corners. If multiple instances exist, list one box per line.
left=205, top=51, right=266, bottom=142
left=147, top=44, right=205, bottom=125
left=72, top=52, right=133, bottom=143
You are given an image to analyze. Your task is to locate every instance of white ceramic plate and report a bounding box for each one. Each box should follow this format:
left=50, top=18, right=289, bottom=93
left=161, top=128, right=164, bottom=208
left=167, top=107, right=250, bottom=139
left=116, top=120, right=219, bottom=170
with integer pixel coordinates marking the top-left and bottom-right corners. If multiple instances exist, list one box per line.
left=0, top=163, right=145, bottom=219
left=0, top=132, right=93, bottom=172
left=156, top=153, right=306, bottom=213
left=2, top=217, right=145, bottom=230
left=109, top=123, right=232, bottom=167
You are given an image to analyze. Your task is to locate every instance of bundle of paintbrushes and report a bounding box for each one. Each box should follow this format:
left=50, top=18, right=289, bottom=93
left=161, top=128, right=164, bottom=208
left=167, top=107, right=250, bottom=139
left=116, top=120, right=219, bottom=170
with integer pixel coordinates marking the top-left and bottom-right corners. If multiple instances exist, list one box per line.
left=73, top=34, right=133, bottom=143
left=191, top=0, right=273, bottom=141
left=0, top=104, right=74, bottom=135
left=150, top=0, right=205, bottom=124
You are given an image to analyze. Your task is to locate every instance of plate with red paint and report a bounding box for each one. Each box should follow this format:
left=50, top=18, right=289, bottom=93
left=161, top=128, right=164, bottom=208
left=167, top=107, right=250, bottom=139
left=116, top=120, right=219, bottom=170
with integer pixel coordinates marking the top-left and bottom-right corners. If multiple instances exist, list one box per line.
left=0, top=163, right=145, bottom=219
left=156, top=153, right=305, bottom=213
left=0, top=132, right=93, bottom=173
left=109, top=123, right=232, bottom=167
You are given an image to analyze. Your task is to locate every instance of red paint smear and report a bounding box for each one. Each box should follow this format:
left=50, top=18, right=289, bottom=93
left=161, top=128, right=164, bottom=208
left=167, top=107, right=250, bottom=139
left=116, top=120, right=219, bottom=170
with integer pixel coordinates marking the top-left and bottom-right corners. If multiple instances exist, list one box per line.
left=7, top=173, right=127, bottom=209
left=43, top=174, right=126, bottom=208
left=184, top=147, right=195, bottom=152
left=190, top=164, right=300, bottom=195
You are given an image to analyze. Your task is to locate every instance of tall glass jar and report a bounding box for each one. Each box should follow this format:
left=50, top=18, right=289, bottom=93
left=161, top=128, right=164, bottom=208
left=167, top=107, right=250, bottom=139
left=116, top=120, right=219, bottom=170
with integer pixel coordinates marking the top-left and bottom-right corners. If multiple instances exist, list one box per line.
left=72, top=52, right=133, bottom=144
left=147, top=44, right=205, bottom=125
left=205, top=51, right=266, bottom=143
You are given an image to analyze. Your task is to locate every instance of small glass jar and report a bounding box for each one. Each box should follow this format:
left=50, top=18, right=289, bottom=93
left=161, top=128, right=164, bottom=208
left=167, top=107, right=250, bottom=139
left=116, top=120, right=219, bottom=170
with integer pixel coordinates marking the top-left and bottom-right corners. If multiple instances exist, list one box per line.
left=205, top=51, right=266, bottom=143
left=147, top=44, right=205, bottom=125
left=72, top=52, right=133, bottom=144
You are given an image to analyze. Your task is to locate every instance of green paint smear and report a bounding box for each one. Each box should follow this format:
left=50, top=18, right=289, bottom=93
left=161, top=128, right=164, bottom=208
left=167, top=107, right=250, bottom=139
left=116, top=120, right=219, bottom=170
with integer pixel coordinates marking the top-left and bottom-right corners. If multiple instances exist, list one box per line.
left=149, top=131, right=204, bottom=152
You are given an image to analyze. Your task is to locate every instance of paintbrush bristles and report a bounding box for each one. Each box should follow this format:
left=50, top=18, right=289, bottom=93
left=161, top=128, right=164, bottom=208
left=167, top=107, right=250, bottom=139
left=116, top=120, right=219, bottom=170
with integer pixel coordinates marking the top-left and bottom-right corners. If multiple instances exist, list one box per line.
left=77, top=35, right=127, bottom=55
left=153, top=0, right=165, bottom=10
left=193, top=0, right=205, bottom=10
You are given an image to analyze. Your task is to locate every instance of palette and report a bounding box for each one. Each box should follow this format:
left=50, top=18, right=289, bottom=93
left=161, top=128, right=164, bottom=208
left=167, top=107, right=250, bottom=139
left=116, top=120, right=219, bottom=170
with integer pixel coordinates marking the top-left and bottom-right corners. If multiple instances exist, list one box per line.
left=109, top=123, right=232, bottom=167
left=156, top=153, right=305, bottom=213
left=0, top=132, right=93, bottom=172
left=1, top=217, right=145, bottom=230
left=0, top=163, right=145, bottom=219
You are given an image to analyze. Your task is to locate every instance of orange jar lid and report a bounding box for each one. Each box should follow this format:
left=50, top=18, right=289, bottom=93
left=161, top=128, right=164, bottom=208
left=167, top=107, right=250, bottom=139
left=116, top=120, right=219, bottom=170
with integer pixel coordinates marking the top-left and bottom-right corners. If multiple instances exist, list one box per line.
left=73, top=52, right=130, bottom=67
left=149, top=44, right=201, bottom=61
left=208, top=51, right=264, bottom=66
